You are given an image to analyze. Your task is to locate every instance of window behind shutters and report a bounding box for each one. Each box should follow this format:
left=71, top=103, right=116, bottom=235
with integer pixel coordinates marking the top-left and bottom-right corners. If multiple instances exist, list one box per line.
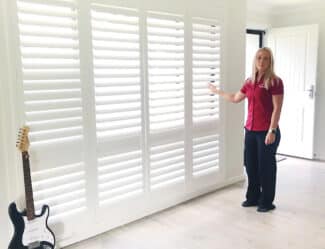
left=90, top=4, right=144, bottom=205
left=150, top=140, right=185, bottom=189
left=91, top=5, right=142, bottom=138
left=147, top=13, right=185, bottom=190
left=17, top=0, right=86, bottom=220
left=191, top=18, right=222, bottom=178
left=192, top=134, right=219, bottom=176
left=12, top=1, right=226, bottom=246
left=147, top=13, right=184, bottom=131
left=192, top=19, right=221, bottom=123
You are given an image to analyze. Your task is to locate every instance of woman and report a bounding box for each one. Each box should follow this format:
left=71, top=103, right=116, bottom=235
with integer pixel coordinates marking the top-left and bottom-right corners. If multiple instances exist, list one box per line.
left=208, top=47, right=284, bottom=212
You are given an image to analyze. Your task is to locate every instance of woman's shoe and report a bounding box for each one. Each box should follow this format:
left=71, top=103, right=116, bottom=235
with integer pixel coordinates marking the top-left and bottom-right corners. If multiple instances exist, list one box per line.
left=241, top=200, right=258, bottom=207
left=257, top=204, right=276, bottom=212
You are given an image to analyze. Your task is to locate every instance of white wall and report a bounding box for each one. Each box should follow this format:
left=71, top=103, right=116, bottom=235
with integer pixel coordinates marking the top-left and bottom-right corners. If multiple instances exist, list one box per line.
left=270, top=5, right=325, bottom=160
left=246, top=9, right=271, bottom=30
left=224, top=0, right=246, bottom=180
left=0, top=91, right=11, bottom=249
left=0, top=0, right=17, bottom=248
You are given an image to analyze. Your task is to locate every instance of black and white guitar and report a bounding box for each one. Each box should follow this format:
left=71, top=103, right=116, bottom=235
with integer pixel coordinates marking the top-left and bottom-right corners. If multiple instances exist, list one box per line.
left=8, top=126, right=56, bottom=249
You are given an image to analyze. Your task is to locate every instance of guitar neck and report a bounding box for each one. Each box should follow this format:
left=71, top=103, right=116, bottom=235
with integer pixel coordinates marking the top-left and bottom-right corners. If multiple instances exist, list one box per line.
left=22, top=151, right=35, bottom=220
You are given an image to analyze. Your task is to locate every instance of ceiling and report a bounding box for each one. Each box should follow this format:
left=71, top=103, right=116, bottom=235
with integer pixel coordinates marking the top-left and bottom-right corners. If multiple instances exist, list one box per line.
left=247, top=0, right=324, bottom=12
left=256, top=0, right=322, bottom=5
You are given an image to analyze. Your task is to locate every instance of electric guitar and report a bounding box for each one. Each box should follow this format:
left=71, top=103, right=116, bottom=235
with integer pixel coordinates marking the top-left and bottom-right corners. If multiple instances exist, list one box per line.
left=8, top=126, right=56, bottom=249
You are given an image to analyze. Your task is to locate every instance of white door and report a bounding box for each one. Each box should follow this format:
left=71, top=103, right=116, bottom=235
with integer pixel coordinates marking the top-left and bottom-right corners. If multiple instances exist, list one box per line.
left=267, top=25, right=319, bottom=159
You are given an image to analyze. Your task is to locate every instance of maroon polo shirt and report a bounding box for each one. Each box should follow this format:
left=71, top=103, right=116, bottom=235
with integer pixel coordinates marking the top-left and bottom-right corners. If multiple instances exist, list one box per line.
left=240, top=76, right=284, bottom=131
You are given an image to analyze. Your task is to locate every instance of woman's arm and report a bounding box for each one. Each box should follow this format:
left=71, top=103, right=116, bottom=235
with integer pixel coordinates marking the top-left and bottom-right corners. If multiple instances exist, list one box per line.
left=269, top=94, right=283, bottom=129
left=265, top=94, right=284, bottom=145
left=208, top=83, right=246, bottom=103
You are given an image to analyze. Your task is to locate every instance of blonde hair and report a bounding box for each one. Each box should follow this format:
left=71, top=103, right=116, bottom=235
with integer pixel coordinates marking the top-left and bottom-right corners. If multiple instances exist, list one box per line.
left=251, top=47, right=277, bottom=89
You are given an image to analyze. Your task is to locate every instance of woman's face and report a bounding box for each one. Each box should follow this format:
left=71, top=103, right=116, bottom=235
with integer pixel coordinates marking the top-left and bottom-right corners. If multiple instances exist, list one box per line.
left=255, top=50, right=271, bottom=73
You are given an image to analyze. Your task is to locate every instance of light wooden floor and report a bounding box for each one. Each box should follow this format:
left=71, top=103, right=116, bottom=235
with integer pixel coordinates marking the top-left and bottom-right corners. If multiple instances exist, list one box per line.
left=65, top=157, right=325, bottom=249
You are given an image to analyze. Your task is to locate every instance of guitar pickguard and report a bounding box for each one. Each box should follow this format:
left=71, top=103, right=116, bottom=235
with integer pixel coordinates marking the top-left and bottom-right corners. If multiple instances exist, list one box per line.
left=22, top=206, right=55, bottom=247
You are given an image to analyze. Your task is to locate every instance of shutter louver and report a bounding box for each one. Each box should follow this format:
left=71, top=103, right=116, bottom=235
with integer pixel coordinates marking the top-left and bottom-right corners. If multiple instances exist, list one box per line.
left=98, top=150, right=143, bottom=205
left=32, top=163, right=86, bottom=220
left=91, top=5, right=142, bottom=138
left=147, top=14, right=184, bottom=131
left=17, top=0, right=87, bottom=219
left=150, top=141, right=185, bottom=189
left=192, top=20, right=221, bottom=122
left=193, top=135, right=219, bottom=176
left=18, top=0, right=83, bottom=144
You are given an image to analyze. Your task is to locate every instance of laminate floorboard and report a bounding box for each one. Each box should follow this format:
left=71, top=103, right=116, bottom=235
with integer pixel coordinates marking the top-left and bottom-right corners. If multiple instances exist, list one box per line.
left=65, top=157, right=325, bottom=249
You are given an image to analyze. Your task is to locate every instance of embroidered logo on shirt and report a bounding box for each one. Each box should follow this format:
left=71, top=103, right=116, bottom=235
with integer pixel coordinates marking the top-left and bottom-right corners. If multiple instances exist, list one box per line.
left=258, top=83, right=266, bottom=89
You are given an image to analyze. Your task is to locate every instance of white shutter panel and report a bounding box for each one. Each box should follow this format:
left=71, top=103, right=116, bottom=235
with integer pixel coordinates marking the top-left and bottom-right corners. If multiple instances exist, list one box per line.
left=192, top=135, right=219, bottom=176
left=147, top=14, right=184, bottom=131
left=90, top=4, right=144, bottom=206
left=91, top=5, right=142, bottom=138
left=150, top=141, right=185, bottom=189
left=32, top=163, right=85, bottom=218
left=17, top=0, right=86, bottom=220
left=97, top=150, right=143, bottom=205
left=192, top=19, right=221, bottom=122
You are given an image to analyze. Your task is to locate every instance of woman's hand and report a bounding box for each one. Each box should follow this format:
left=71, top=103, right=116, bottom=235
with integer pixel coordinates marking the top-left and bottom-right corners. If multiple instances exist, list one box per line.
left=208, top=83, right=245, bottom=103
left=208, top=83, right=219, bottom=94
left=265, top=133, right=276, bottom=145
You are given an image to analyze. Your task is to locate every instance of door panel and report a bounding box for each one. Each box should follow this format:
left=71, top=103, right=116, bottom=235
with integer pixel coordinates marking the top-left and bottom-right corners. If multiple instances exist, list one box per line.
left=267, top=25, right=319, bottom=159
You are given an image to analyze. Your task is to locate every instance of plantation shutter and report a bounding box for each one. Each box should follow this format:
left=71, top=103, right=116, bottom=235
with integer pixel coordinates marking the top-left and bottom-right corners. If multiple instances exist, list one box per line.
left=147, top=14, right=185, bottom=131
left=16, top=0, right=87, bottom=220
left=192, top=134, right=219, bottom=176
left=147, top=13, right=185, bottom=190
left=12, top=1, right=226, bottom=246
left=192, top=19, right=221, bottom=122
left=150, top=140, right=185, bottom=189
left=192, top=19, right=222, bottom=178
left=90, top=4, right=144, bottom=205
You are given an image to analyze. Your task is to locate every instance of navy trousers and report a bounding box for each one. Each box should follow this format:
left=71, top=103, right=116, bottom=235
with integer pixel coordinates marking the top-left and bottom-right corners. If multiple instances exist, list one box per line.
left=244, top=128, right=281, bottom=207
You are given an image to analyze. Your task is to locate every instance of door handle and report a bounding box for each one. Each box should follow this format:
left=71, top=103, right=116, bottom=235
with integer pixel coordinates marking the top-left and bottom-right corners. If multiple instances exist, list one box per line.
left=305, top=85, right=315, bottom=98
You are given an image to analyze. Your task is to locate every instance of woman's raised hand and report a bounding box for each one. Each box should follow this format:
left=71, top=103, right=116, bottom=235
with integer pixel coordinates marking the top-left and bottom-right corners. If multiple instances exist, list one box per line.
left=208, top=83, right=219, bottom=94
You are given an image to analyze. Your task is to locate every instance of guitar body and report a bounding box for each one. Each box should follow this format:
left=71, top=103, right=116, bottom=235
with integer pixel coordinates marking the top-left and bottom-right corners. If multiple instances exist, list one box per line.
left=8, top=202, right=56, bottom=249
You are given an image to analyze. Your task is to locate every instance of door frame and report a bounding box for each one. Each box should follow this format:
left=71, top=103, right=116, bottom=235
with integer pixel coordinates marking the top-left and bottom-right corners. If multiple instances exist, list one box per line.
left=246, top=29, right=265, bottom=48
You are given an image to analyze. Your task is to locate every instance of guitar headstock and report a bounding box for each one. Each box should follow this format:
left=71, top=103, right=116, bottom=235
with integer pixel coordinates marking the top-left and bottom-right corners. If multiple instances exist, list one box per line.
left=16, top=126, right=30, bottom=152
